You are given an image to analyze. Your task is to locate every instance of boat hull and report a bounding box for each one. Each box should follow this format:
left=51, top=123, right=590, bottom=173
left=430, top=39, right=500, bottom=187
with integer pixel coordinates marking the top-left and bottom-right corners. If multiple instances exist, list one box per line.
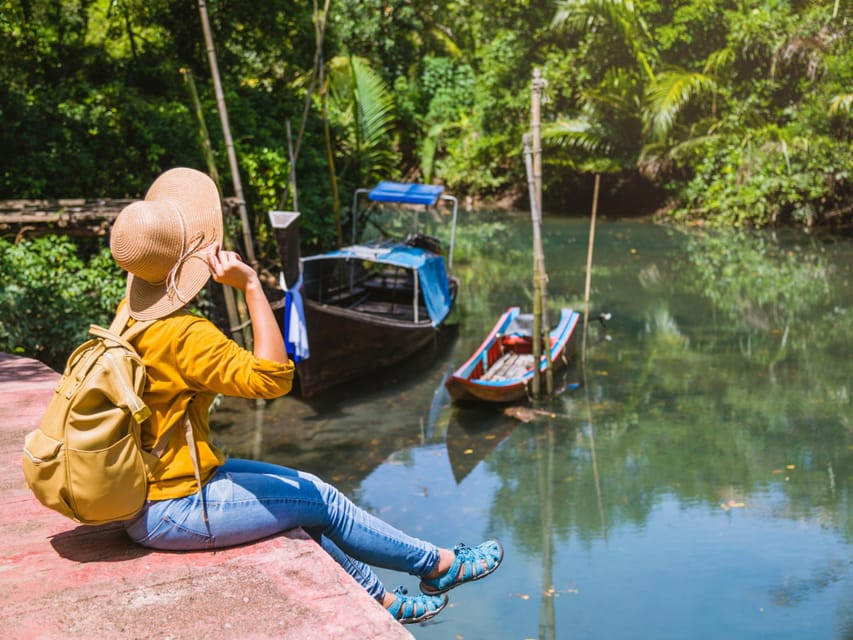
left=296, top=279, right=458, bottom=398
left=445, top=307, right=580, bottom=404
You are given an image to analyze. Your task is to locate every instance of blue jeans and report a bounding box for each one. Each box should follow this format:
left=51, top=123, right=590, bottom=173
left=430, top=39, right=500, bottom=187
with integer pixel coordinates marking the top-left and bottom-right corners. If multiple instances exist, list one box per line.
left=124, top=458, right=439, bottom=601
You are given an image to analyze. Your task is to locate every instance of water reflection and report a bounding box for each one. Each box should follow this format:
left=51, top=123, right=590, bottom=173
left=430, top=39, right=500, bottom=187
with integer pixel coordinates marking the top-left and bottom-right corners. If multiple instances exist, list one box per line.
left=445, top=408, right=518, bottom=484
left=212, top=216, right=852, bottom=640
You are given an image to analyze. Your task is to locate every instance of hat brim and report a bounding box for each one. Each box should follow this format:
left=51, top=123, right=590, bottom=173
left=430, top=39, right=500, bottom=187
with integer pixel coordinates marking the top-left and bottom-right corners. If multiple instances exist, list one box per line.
left=126, top=253, right=213, bottom=321
left=123, top=167, right=223, bottom=321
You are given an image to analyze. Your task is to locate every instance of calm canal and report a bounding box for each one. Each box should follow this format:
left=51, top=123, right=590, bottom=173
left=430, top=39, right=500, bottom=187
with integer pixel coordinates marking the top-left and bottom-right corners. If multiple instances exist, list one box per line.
left=212, top=212, right=852, bottom=640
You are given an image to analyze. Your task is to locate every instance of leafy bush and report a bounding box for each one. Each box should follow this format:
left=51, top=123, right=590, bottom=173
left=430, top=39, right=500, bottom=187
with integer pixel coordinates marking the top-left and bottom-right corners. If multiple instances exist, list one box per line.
left=672, top=129, right=852, bottom=227
left=0, top=236, right=125, bottom=370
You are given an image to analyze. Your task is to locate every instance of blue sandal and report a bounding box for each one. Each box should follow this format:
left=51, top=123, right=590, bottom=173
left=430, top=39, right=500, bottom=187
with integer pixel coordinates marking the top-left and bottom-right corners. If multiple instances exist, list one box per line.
left=386, top=586, right=448, bottom=625
left=420, top=539, right=504, bottom=595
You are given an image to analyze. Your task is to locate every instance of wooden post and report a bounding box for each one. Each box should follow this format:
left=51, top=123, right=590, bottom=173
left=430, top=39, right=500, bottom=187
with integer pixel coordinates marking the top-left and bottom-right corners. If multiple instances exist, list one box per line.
left=522, top=135, right=542, bottom=399
left=197, top=0, right=257, bottom=268
left=529, top=69, right=552, bottom=398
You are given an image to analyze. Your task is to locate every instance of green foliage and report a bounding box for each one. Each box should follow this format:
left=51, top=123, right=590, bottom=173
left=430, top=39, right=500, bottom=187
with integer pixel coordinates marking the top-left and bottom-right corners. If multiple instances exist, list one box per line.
left=0, top=0, right=850, bottom=232
left=0, top=236, right=125, bottom=369
left=673, top=129, right=852, bottom=227
left=412, top=57, right=477, bottom=183
left=327, top=55, right=399, bottom=187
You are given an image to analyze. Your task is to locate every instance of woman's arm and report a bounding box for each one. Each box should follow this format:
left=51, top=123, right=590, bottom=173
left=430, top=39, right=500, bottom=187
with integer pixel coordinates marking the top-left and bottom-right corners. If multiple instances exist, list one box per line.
left=206, top=243, right=289, bottom=365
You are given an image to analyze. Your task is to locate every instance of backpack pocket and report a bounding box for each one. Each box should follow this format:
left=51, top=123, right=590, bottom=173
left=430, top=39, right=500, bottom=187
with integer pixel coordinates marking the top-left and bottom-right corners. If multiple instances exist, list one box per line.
left=23, top=429, right=63, bottom=464
left=65, top=431, right=149, bottom=524
left=22, top=429, right=72, bottom=520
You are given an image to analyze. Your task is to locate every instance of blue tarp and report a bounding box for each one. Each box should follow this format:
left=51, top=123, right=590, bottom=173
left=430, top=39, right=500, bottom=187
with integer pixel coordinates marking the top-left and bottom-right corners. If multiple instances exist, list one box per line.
left=308, top=243, right=452, bottom=326
left=369, top=181, right=444, bottom=206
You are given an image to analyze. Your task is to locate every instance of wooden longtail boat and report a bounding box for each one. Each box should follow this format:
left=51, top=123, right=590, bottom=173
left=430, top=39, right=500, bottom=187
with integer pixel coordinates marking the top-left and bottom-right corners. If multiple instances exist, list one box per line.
left=290, top=182, right=460, bottom=398
left=445, top=306, right=580, bottom=404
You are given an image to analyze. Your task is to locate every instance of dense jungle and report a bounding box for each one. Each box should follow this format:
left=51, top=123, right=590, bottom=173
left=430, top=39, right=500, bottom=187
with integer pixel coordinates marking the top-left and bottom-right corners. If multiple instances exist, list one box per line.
left=1, top=0, right=852, bottom=365
left=2, top=1, right=852, bottom=237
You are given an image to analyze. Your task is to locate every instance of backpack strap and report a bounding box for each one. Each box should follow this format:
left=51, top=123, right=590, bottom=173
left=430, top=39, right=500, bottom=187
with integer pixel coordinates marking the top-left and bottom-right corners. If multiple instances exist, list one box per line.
left=109, top=305, right=156, bottom=343
left=181, top=413, right=209, bottom=524
left=109, top=306, right=208, bottom=523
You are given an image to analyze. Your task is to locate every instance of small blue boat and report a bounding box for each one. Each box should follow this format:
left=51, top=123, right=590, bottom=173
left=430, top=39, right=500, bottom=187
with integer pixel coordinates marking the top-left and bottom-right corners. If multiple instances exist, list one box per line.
left=445, top=306, right=581, bottom=403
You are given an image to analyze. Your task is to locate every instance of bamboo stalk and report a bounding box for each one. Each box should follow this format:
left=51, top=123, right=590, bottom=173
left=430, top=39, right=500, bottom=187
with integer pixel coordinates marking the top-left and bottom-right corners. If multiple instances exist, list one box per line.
left=296, top=0, right=331, bottom=168
left=582, top=174, right=600, bottom=368
left=285, top=119, right=299, bottom=212
left=523, top=135, right=542, bottom=399
left=279, top=0, right=330, bottom=211
left=320, top=59, right=342, bottom=248
left=180, top=68, right=221, bottom=188
left=529, top=69, right=552, bottom=398
left=581, top=173, right=606, bottom=538
left=181, top=67, right=250, bottom=350
left=197, top=0, right=256, bottom=268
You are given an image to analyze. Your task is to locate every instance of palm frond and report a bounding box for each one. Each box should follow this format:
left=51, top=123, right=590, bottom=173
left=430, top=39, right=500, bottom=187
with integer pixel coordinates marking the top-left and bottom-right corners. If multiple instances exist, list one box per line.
left=551, top=0, right=657, bottom=80
left=543, top=117, right=613, bottom=155
left=829, top=93, right=853, bottom=114
left=581, top=67, right=644, bottom=117
left=703, top=47, right=735, bottom=75
left=645, top=69, right=716, bottom=141
left=327, top=56, right=397, bottom=182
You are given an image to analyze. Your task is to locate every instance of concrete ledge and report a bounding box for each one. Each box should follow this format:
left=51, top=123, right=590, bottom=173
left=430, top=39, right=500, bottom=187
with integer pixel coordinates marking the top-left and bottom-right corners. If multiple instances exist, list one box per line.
left=0, top=354, right=413, bottom=640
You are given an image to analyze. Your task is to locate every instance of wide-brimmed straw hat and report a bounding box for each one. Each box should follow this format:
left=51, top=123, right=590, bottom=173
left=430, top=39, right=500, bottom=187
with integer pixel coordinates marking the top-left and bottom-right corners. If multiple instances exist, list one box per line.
left=110, top=167, right=223, bottom=320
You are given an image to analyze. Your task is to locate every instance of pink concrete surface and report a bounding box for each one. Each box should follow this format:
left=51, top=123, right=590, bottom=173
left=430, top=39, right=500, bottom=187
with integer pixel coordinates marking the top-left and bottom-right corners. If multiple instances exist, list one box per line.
left=0, top=354, right=414, bottom=640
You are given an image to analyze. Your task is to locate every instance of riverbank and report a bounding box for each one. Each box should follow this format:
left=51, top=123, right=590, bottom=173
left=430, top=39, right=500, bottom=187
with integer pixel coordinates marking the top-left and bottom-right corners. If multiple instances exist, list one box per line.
left=0, top=353, right=413, bottom=640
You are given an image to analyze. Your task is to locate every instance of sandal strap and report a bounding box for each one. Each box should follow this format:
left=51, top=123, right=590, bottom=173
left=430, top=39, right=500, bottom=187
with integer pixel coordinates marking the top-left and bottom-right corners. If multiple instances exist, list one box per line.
left=420, top=539, right=504, bottom=595
left=387, top=586, right=447, bottom=624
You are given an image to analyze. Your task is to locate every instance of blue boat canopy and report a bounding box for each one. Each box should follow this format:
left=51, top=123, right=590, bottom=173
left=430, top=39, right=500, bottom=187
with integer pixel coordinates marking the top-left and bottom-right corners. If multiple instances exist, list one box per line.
left=306, top=242, right=452, bottom=326
left=368, top=181, right=445, bottom=206
left=351, top=180, right=459, bottom=271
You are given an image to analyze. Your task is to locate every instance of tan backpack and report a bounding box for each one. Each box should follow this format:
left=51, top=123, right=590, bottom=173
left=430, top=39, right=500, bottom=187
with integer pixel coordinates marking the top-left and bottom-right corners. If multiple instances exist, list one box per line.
left=22, top=306, right=179, bottom=525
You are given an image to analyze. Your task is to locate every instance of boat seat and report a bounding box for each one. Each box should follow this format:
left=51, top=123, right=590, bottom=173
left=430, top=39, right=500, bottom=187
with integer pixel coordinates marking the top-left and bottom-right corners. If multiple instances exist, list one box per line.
left=499, top=334, right=555, bottom=353
left=480, top=352, right=536, bottom=382
left=321, top=286, right=369, bottom=308
left=501, top=334, right=532, bottom=352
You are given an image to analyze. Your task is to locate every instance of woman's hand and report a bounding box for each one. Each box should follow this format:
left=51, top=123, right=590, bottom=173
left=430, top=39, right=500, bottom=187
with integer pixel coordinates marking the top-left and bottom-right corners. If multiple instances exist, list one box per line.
left=206, top=243, right=288, bottom=364
left=206, top=243, right=259, bottom=293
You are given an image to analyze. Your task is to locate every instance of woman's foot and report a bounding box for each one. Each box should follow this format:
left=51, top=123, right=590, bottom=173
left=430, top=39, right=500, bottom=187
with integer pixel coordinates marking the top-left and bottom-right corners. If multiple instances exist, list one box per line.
left=420, top=540, right=504, bottom=595
left=384, top=586, right=448, bottom=624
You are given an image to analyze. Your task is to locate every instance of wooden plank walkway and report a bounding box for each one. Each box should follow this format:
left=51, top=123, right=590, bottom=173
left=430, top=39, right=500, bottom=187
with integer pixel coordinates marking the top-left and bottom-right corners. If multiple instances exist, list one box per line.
left=0, top=353, right=413, bottom=640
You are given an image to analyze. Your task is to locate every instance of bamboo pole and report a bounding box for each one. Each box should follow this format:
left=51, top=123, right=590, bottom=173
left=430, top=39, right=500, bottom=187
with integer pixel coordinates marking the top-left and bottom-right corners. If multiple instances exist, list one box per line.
left=181, top=67, right=250, bottom=350
left=279, top=0, right=330, bottom=211
left=285, top=119, right=298, bottom=212
left=530, top=69, right=552, bottom=398
left=320, top=59, right=342, bottom=248
left=581, top=173, right=606, bottom=539
left=582, top=174, right=600, bottom=369
left=180, top=68, right=221, bottom=188
left=197, top=0, right=256, bottom=268
left=296, top=0, right=331, bottom=169
left=523, top=134, right=542, bottom=399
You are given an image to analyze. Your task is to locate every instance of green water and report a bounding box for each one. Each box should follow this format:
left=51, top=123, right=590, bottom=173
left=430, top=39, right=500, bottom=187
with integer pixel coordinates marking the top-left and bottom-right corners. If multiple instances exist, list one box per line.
left=212, top=214, right=853, bottom=639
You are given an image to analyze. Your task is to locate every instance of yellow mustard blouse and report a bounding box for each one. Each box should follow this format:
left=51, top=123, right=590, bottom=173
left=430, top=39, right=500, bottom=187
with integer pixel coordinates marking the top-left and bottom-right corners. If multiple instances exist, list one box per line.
left=125, top=305, right=295, bottom=500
